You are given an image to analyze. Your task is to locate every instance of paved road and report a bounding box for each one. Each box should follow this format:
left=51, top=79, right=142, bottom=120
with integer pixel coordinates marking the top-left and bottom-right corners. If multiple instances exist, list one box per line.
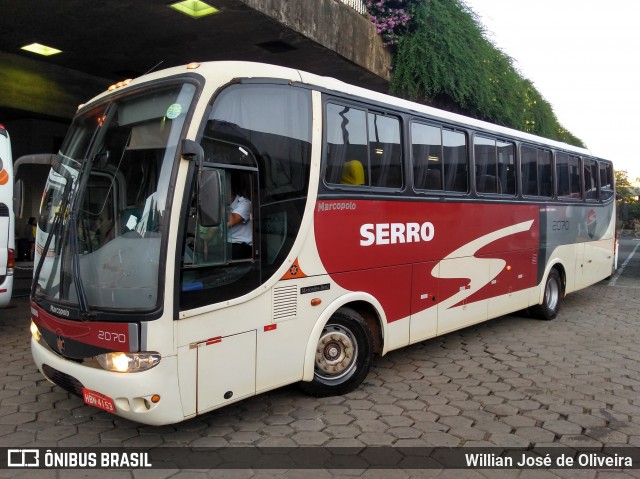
left=1, top=238, right=639, bottom=477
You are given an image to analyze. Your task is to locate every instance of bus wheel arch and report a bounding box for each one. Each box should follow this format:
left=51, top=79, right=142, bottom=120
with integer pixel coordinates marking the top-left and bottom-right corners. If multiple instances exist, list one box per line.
left=342, top=300, right=383, bottom=355
left=532, top=264, right=565, bottom=320
left=300, top=296, right=385, bottom=396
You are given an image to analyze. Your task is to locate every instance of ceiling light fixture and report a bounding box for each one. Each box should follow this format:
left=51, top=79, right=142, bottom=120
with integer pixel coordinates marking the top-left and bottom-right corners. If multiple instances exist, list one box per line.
left=169, top=0, right=219, bottom=18
left=21, top=43, right=62, bottom=56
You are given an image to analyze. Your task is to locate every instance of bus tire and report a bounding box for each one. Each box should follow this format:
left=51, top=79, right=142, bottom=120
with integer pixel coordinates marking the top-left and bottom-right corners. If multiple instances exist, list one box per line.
left=300, top=308, right=373, bottom=397
left=531, top=269, right=562, bottom=320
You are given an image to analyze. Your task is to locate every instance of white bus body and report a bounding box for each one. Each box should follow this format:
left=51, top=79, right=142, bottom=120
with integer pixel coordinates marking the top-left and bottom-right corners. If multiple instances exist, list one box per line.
left=30, top=62, right=615, bottom=425
left=0, top=124, right=14, bottom=308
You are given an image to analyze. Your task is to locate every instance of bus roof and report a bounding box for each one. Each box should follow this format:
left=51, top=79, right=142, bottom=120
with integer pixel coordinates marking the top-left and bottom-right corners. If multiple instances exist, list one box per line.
left=86, top=61, right=594, bottom=158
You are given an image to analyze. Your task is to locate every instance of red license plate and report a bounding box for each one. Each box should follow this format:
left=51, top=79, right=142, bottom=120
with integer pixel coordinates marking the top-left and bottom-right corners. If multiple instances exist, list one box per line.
left=82, top=388, right=116, bottom=413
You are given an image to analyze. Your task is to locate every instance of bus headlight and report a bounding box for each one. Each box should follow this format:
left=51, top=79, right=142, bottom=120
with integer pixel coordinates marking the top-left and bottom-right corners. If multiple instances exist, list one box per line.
left=95, top=352, right=161, bottom=373
left=30, top=322, right=41, bottom=341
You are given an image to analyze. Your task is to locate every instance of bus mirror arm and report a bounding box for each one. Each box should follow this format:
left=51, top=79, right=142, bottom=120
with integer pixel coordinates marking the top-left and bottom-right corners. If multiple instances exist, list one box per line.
left=181, top=139, right=204, bottom=165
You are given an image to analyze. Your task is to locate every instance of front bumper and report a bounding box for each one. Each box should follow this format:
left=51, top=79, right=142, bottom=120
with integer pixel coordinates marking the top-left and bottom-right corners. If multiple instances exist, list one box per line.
left=31, top=337, right=188, bottom=426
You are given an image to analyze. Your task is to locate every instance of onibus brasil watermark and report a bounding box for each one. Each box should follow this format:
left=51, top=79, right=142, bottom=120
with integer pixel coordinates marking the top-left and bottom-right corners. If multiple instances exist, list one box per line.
left=6, top=449, right=151, bottom=469
left=3, top=447, right=638, bottom=470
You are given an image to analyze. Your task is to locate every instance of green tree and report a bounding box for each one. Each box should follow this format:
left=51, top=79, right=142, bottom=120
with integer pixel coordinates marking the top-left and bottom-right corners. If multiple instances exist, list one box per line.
left=386, top=0, right=584, bottom=147
left=616, top=170, right=640, bottom=226
left=616, top=170, right=634, bottom=203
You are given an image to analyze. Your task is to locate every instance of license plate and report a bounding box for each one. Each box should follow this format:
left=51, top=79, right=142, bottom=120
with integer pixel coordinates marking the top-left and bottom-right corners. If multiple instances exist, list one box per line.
left=82, top=388, right=116, bottom=413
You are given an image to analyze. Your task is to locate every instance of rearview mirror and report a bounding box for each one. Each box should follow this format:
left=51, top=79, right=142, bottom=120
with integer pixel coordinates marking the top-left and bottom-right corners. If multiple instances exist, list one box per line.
left=13, top=179, right=24, bottom=218
left=198, top=170, right=222, bottom=227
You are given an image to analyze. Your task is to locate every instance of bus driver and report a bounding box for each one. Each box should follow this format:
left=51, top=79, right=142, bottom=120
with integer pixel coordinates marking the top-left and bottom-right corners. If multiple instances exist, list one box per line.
left=226, top=177, right=252, bottom=259
left=189, top=174, right=252, bottom=262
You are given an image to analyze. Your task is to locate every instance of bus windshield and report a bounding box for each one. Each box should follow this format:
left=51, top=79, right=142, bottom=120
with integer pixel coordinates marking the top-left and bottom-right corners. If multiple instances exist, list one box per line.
left=34, top=82, right=197, bottom=315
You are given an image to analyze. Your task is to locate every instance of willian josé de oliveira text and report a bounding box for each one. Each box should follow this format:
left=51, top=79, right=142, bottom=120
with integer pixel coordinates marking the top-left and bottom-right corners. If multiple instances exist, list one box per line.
left=466, top=452, right=633, bottom=468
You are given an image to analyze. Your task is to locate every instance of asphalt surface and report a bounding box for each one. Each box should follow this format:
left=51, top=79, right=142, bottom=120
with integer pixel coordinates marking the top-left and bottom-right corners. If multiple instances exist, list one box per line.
left=0, top=236, right=639, bottom=478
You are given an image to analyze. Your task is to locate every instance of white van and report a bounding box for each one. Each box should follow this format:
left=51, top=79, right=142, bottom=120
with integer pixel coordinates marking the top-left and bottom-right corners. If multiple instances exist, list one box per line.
left=0, top=124, right=14, bottom=308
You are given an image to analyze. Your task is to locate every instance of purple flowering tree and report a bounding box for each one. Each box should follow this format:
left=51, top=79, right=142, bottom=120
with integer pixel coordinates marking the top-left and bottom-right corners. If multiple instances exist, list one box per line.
left=365, top=0, right=414, bottom=46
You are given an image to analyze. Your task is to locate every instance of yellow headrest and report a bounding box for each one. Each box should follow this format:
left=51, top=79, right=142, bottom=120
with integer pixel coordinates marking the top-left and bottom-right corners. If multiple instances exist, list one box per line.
left=341, top=160, right=365, bottom=185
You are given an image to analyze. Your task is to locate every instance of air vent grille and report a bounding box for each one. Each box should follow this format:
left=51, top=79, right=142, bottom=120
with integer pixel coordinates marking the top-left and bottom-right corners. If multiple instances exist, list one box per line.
left=273, top=285, right=297, bottom=322
left=42, top=364, right=84, bottom=397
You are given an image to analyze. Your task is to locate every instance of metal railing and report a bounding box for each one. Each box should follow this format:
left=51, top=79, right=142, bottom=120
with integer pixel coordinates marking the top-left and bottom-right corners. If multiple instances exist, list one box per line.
left=337, top=0, right=368, bottom=15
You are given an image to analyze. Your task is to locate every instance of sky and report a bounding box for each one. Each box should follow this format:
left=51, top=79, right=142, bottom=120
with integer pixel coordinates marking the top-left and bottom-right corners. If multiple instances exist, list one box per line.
left=461, top=0, right=640, bottom=183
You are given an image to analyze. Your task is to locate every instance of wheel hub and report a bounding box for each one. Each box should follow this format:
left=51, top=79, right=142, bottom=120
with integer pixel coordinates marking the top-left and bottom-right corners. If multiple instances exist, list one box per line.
left=315, top=327, right=357, bottom=379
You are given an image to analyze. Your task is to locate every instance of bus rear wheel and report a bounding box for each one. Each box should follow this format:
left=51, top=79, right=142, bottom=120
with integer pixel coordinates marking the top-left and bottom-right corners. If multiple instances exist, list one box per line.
left=531, top=269, right=562, bottom=320
left=300, top=308, right=373, bottom=397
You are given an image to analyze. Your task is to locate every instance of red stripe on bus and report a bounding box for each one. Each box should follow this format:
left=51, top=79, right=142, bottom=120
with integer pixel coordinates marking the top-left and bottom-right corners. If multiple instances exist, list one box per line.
left=315, top=200, right=540, bottom=323
left=31, top=302, right=132, bottom=350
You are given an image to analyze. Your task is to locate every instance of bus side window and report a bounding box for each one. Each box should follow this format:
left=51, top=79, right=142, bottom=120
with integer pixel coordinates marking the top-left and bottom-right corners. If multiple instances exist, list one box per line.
left=474, top=135, right=498, bottom=194
left=497, top=140, right=515, bottom=195
left=584, top=158, right=599, bottom=201
left=368, top=113, right=402, bottom=188
left=412, top=124, right=467, bottom=193
left=538, top=150, right=553, bottom=198
left=521, top=145, right=539, bottom=196
left=412, top=122, right=443, bottom=191
left=180, top=83, right=312, bottom=311
left=557, top=154, right=581, bottom=200
left=325, top=104, right=402, bottom=189
left=474, top=135, right=515, bottom=196
left=325, top=105, right=368, bottom=186
left=600, top=162, right=614, bottom=201
left=443, top=130, right=468, bottom=193
left=522, top=145, right=552, bottom=198
left=556, top=153, right=570, bottom=198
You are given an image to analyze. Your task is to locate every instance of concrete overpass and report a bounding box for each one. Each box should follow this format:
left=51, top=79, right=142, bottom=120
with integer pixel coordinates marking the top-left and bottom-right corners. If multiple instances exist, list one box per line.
left=0, top=0, right=392, bottom=158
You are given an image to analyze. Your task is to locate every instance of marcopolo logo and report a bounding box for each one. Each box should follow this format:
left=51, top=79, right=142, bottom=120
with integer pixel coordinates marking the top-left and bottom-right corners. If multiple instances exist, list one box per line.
left=317, top=201, right=357, bottom=212
left=50, top=305, right=70, bottom=317
left=360, top=222, right=435, bottom=246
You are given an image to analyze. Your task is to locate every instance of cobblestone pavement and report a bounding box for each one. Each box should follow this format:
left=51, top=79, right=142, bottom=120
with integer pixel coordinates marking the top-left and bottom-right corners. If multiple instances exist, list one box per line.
left=0, top=238, right=639, bottom=478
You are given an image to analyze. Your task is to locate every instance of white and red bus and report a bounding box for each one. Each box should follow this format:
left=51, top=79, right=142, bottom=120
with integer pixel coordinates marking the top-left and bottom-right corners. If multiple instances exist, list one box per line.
left=0, top=124, right=14, bottom=308
left=30, top=62, right=615, bottom=425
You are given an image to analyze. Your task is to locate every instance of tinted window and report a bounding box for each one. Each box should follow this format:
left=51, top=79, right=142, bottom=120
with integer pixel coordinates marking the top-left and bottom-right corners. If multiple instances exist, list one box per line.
left=600, top=162, right=614, bottom=201
left=497, top=140, right=515, bottom=195
left=412, top=123, right=443, bottom=190
left=180, top=85, right=312, bottom=310
left=538, top=150, right=553, bottom=197
left=443, top=130, right=468, bottom=192
left=556, top=153, right=581, bottom=199
left=475, top=135, right=515, bottom=195
left=521, top=145, right=552, bottom=198
left=325, top=104, right=402, bottom=189
left=584, top=158, right=599, bottom=201
left=412, top=122, right=467, bottom=193
left=368, top=113, right=402, bottom=188
left=521, top=145, right=538, bottom=196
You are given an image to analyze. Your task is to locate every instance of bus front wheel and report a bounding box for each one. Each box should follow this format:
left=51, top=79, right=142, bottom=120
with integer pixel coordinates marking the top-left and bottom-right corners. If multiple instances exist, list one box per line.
left=531, top=269, right=562, bottom=320
left=300, top=308, right=374, bottom=397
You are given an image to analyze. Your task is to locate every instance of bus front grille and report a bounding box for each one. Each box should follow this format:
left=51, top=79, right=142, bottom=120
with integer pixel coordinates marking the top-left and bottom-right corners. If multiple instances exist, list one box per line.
left=42, top=364, right=84, bottom=398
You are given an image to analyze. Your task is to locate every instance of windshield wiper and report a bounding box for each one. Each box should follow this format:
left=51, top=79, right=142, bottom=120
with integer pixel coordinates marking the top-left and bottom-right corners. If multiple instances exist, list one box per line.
left=68, top=211, right=92, bottom=319
left=31, top=165, right=75, bottom=300
left=32, top=159, right=95, bottom=320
